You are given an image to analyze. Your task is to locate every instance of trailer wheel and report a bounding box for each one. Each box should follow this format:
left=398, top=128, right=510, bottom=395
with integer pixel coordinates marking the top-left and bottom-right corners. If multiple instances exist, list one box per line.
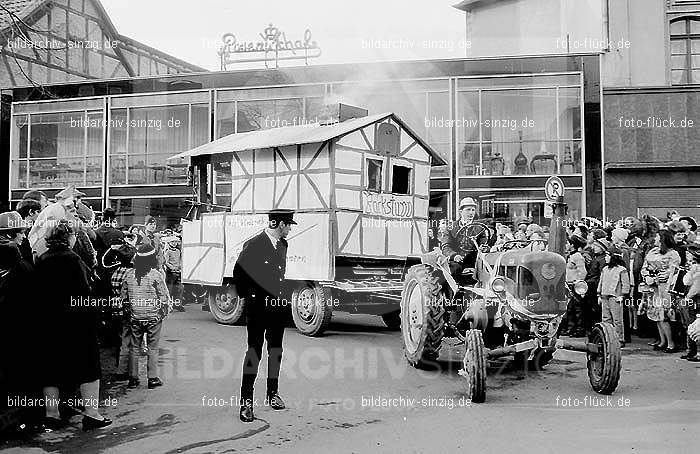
left=401, top=265, right=446, bottom=367
left=587, top=322, right=621, bottom=395
left=381, top=311, right=401, bottom=330
left=208, top=282, right=246, bottom=325
left=461, top=329, right=486, bottom=403
left=291, top=282, right=333, bottom=336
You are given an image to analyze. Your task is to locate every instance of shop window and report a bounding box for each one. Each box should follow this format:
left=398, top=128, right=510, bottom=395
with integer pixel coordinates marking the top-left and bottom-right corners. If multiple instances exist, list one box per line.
left=391, top=165, right=411, bottom=195
left=366, top=158, right=383, bottom=192
left=671, top=17, right=700, bottom=84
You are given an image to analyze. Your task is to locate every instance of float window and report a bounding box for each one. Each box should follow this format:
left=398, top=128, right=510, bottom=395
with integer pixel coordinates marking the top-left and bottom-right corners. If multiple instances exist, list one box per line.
left=366, top=158, right=383, bottom=192
left=391, top=165, right=411, bottom=195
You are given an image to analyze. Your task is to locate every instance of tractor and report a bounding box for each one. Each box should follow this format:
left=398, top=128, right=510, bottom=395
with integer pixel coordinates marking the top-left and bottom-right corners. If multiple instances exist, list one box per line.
left=399, top=197, right=621, bottom=403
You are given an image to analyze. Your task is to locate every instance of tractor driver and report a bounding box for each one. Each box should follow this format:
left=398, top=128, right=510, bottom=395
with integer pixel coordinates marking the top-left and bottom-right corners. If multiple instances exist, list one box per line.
left=438, top=197, right=493, bottom=279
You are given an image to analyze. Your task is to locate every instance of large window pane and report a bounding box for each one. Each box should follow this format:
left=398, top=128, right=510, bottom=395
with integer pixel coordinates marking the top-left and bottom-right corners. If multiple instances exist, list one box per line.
left=459, top=143, right=480, bottom=176
left=489, top=141, right=559, bottom=176
left=110, top=155, right=127, bottom=185
left=11, top=161, right=27, bottom=188
left=216, top=101, right=235, bottom=138
left=558, top=88, right=582, bottom=139
left=30, top=112, right=85, bottom=159
left=87, top=111, right=103, bottom=156
left=457, top=91, right=480, bottom=142
left=237, top=98, right=305, bottom=132
left=12, top=115, right=28, bottom=159
left=481, top=89, right=557, bottom=143
left=191, top=104, right=210, bottom=148
left=86, top=156, right=102, bottom=185
left=128, top=105, right=189, bottom=183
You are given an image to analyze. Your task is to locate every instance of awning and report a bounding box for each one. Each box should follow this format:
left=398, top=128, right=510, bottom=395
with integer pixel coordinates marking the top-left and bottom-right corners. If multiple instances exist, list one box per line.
left=168, top=112, right=446, bottom=166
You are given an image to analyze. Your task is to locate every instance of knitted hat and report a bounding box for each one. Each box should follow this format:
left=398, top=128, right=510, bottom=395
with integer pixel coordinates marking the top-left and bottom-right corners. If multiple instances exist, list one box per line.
left=594, top=238, right=611, bottom=252
left=611, top=228, right=629, bottom=243
left=591, top=228, right=607, bottom=240
left=568, top=233, right=587, bottom=249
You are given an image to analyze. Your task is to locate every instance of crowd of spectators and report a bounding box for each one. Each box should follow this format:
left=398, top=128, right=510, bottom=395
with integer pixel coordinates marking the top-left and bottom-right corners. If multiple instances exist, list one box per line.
left=0, top=185, right=184, bottom=435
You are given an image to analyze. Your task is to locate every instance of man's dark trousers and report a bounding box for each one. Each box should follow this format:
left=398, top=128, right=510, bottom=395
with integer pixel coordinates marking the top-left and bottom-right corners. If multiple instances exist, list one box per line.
left=233, top=229, right=289, bottom=406
left=240, top=309, right=285, bottom=404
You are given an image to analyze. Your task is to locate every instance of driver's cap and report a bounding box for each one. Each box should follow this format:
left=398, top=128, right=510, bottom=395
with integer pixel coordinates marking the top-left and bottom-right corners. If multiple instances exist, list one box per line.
left=459, top=197, right=477, bottom=209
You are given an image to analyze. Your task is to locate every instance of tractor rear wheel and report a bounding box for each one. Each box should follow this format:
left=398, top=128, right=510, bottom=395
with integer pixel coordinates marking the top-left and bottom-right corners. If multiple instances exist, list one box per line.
left=400, top=265, right=446, bottom=367
left=291, top=282, right=333, bottom=337
left=461, top=329, right=486, bottom=403
left=587, top=322, right=622, bottom=394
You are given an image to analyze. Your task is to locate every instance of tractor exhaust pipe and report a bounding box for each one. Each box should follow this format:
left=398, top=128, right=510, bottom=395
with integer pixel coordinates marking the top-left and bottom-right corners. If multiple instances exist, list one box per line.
left=548, top=195, right=568, bottom=258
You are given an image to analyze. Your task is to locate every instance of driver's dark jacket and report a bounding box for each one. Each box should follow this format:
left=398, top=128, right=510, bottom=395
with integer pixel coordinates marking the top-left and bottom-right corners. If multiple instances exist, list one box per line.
left=438, top=219, right=489, bottom=267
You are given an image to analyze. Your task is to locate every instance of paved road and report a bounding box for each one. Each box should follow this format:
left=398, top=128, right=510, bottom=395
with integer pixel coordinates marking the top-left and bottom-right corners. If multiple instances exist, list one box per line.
left=2, top=309, right=699, bottom=454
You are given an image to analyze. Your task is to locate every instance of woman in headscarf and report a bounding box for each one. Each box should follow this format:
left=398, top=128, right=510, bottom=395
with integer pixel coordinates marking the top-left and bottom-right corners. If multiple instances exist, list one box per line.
left=34, top=220, right=112, bottom=431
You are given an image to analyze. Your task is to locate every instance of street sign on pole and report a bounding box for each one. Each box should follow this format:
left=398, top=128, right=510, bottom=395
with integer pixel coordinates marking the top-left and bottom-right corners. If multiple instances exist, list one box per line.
left=545, top=176, right=565, bottom=201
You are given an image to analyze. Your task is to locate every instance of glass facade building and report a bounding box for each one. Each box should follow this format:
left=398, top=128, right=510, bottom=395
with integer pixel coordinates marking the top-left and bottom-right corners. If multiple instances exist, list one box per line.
left=3, top=54, right=601, bottom=228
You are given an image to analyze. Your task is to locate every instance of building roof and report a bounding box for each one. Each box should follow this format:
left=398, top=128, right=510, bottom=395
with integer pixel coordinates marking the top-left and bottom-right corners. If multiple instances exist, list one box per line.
left=169, top=113, right=447, bottom=166
left=0, top=0, right=204, bottom=72
left=0, top=0, right=36, bottom=30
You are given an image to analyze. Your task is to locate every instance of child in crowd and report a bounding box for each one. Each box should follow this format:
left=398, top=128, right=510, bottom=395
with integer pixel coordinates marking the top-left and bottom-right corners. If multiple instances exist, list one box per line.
left=598, top=245, right=630, bottom=347
left=103, top=239, right=137, bottom=380
left=121, top=244, right=171, bottom=389
left=163, top=234, right=184, bottom=312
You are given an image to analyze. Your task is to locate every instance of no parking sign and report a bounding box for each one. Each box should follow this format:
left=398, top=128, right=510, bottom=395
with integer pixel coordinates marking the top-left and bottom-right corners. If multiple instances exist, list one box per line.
left=544, top=176, right=565, bottom=218
left=545, top=176, right=565, bottom=201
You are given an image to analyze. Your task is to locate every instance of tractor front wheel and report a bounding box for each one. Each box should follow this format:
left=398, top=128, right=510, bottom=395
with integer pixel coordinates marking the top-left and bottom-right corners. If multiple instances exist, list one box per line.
left=461, top=329, right=486, bottom=403
left=587, top=322, right=622, bottom=394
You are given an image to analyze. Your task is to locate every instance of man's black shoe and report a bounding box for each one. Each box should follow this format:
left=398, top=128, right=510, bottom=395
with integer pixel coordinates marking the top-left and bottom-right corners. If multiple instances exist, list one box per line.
left=267, top=393, right=285, bottom=410
left=239, top=404, right=254, bottom=422
left=82, top=415, right=112, bottom=431
left=148, top=377, right=163, bottom=389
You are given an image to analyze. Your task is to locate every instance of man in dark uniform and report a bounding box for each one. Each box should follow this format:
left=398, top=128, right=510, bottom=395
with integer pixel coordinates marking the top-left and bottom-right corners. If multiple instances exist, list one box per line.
left=235, top=209, right=296, bottom=423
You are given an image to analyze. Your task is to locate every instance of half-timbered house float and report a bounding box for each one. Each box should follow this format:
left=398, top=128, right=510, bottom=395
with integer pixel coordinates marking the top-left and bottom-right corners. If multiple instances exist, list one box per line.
left=170, top=104, right=445, bottom=335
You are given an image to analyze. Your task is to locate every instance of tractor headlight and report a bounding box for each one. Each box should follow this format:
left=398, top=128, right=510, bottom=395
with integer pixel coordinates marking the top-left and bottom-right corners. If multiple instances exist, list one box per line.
left=574, top=280, right=588, bottom=296
left=491, top=277, right=506, bottom=293
left=541, top=263, right=557, bottom=280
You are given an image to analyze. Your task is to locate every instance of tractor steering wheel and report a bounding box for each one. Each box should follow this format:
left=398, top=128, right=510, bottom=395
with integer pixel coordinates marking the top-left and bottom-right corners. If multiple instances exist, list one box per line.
left=457, top=221, right=492, bottom=249
left=501, top=239, right=530, bottom=251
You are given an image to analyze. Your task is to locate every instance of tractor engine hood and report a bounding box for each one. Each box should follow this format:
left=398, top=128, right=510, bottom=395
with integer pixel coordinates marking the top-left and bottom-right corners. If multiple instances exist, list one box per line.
left=501, top=251, right=568, bottom=317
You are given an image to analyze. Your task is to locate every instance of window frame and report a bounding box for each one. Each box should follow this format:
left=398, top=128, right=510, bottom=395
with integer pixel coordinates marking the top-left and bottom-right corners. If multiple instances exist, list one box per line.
left=365, top=157, right=385, bottom=193
left=670, top=16, right=700, bottom=85
left=390, top=162, right=413, bottom=195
